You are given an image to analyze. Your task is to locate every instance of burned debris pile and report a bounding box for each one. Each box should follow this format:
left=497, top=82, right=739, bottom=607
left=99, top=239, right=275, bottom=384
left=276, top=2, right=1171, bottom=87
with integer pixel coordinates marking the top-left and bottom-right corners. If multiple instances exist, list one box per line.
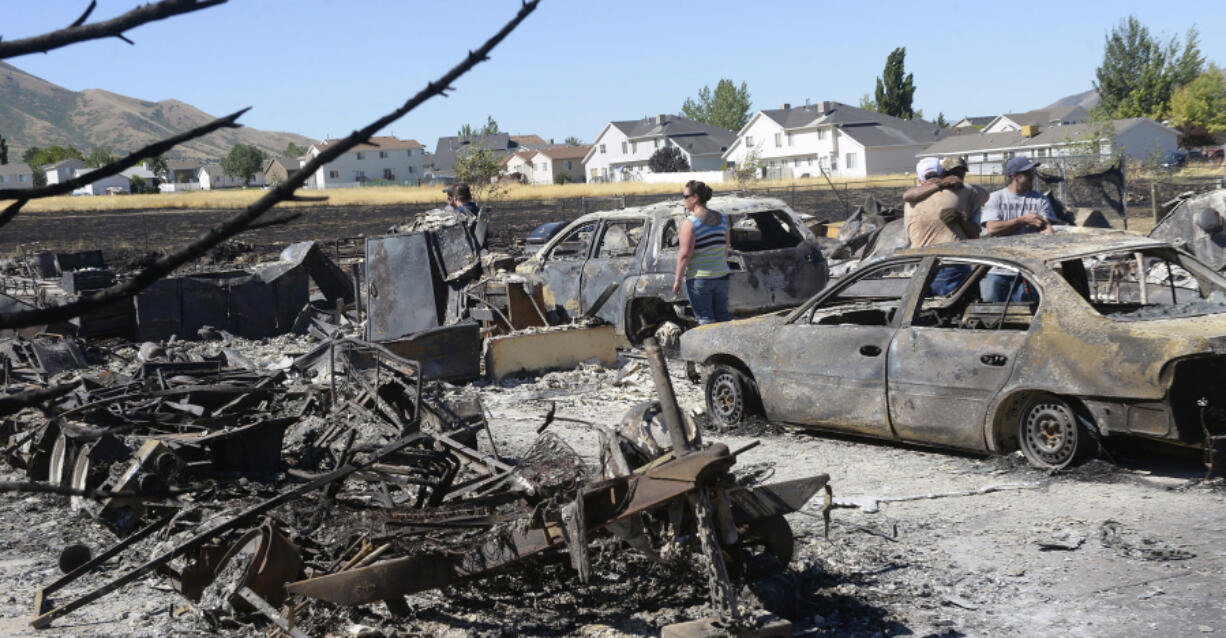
left=0, top=213, right=832, bottom=636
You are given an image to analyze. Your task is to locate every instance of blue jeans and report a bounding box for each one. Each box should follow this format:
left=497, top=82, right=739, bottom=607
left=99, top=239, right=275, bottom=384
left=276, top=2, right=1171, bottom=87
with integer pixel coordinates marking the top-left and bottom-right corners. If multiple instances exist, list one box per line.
left=930, top=265, right=970, bottom=297
left=980, top=274, right=1036, bottom=302
left=686, top=276, right=731, bottom=325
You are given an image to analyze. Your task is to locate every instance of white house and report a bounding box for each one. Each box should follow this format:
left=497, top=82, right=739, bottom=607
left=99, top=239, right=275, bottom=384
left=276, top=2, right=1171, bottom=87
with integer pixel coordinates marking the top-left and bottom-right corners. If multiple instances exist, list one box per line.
left=520, top=146, right=590, bottom=184
left=43, top=158, right=85, bottom=186
left=165, top=160, right=202, bottom=184
left=307, top=136, right=424, bottom=189
left=981, top=106, right=1089, bottom=134
left=919, top=117, right=1180, bottom=174
left=582, top=114, right=735, bottom=182
left=70, top=169, right=129, bottom=195
left=426, top=134, right=547, bottom=180
left=951, top=115, right=994, bottom=129
left=501, top=150, right=535, bottom=180
left=199, top=164, right=266, bottom=190
left=0, top=163, right=35, bottom=190
left=722, top=101, right=947, bottom=179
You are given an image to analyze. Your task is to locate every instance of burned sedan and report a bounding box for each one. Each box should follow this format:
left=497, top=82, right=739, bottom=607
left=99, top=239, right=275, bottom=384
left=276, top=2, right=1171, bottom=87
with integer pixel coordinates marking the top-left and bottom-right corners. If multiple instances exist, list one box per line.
left=517, top=195, right=827, bottom=342
left=681, top=233, right=1226, bottom=470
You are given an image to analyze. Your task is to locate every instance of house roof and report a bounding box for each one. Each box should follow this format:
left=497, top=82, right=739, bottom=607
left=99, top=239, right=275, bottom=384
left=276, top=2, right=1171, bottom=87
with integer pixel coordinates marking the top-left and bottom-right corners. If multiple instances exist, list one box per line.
left=316, top=136, right=423, bottom=152
left=536, top=145, right=591, bottom=160
left=953, top=115, right=994, bottom=127
left=734, top=101, right=945, bottom=152
left=46, top=158, right=84, bottom=169
left=266, top=157, right=302, bottom=171
left=920, top=118, right=1170, bottom=156
left=501, top=150, right=535, bottom=166
left=199, top=164, right=225, bottom=179
left=429, top=133, right=522, bottom=173
left=994, top=106, right=1087, bottom=128
left=0, top=163, right=32, bottom=176
left=167, top=160, right=202, bottom=171
left=608, top=115, right=735, bottom=154
left=511, top=134, right=549, bottom=148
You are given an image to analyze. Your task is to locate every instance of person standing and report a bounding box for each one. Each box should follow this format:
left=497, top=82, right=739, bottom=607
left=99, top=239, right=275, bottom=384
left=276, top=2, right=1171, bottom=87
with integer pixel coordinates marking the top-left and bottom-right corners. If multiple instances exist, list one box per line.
left=903, top=157, right=983, bottom=295
left=979, top=157, right=1059, bottom=301
left=672, top=180, right=731, bottom=324
left=452, top=183, right=480, bottom=215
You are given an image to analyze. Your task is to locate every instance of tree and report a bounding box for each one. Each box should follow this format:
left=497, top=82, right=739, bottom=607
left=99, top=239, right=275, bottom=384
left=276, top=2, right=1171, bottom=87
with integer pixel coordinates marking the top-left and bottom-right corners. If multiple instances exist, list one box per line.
left=0, top=135, right=7, bottom=165
left=129, top=174, right=146, bottom=193
left=872, top=47, right=915, bottom=119
left=1168, top=64, right=1226, bottom=144
left=220, top=144, right=267, bottom=186
left=1093, top=16, right=1203, bottom=120
left=935, top=112, right=948, bottom=128
left=458, top=115, right=500, bottom=138
left=680, top=79, right=752, bottom=131
left=148, top=155, right=169, bottom=181
left=22, top=145, right=85, bottom=168
left=733, top=146, right=762, bottom=190
left=86, top=146, right=117, bottom=168
left=564, top=136, right=582, bottom=146
left=453, top=142, right=502, bottom=201
left=648, top=146, right=690, bottom=173
left=284, top=142, right=309, bottom=158
left=858, top=93, right=877, bottom=111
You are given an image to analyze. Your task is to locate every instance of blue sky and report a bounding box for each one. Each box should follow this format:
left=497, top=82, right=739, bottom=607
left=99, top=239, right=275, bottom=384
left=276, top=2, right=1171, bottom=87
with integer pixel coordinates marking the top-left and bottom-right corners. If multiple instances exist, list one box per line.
left=5, top=1, right=1225, bottom=149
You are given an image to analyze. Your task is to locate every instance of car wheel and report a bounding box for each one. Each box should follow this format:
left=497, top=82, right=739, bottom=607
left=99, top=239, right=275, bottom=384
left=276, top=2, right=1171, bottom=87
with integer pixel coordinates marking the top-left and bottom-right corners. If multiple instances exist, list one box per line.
left=706, top=364, right=755, bottom=428
left=1017, top=395, right=1083, bottom=470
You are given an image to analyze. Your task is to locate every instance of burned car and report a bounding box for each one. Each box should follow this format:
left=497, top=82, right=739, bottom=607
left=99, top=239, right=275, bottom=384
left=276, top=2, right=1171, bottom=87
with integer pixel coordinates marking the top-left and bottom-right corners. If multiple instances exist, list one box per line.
left=516, top=195, right=827, bottom=342
left=681, top=233, right=1226, bottom=470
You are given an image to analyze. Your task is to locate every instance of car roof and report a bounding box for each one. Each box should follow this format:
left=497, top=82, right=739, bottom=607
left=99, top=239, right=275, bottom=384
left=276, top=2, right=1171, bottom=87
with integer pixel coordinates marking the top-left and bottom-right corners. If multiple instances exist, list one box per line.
left=565, top=195, right=796, bottom=224
left=899, top=232, right=1170, bottom=265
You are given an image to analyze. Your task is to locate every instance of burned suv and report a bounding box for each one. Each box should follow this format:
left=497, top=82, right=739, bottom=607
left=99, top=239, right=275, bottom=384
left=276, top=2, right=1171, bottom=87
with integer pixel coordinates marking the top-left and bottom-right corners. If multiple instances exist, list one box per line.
left=517, top=195, right=827, bottom=342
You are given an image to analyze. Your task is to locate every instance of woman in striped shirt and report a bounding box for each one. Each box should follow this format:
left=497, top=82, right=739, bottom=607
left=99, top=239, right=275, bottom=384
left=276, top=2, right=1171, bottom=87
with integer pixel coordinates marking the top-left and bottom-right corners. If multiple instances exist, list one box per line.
left=672, top=180, right=732, bottom=324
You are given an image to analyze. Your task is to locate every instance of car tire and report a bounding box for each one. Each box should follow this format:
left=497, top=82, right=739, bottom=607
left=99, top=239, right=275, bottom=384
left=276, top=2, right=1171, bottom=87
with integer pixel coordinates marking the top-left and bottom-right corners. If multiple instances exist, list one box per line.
left=705, top=364, right=756, bottom=428
left=1017, top=394, right=1084, bottom=470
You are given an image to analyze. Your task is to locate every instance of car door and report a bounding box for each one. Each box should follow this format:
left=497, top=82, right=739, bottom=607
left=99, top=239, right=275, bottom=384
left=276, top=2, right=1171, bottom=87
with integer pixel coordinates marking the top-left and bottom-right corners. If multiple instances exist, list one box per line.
left=580, top=218, right=648, bottom=328
left=763, top=259, right=921, bottom=438
left=538, top=220, right=598, bottom=321
left=887, top=259, right=1036, bottom=449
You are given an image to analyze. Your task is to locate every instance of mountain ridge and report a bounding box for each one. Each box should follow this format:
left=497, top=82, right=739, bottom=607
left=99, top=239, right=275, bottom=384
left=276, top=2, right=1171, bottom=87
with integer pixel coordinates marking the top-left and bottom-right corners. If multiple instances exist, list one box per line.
left=0, top=61, right=313, bottom=161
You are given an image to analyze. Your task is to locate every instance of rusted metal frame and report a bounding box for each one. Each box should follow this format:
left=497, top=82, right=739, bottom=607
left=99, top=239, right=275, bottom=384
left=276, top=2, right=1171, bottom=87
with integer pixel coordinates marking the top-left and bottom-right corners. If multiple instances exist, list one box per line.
left=30, top=432, right=430, bottom=628
left=689, top=486, right=739, bottom=623
left=642, top=337, right=693, bottom=456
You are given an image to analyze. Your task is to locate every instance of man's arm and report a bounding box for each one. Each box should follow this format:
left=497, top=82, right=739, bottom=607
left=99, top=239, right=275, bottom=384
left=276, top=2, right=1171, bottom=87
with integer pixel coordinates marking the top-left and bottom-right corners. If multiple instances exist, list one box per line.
left=985, top=214, right=1048, bottom=236
left=903, top=175, right=963, bottom=204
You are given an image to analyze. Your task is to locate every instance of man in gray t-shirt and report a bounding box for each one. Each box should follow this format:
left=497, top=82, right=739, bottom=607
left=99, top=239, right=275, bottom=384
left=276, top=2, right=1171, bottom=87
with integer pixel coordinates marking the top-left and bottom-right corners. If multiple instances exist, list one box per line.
left=979, top=157, right=1059, bottom=301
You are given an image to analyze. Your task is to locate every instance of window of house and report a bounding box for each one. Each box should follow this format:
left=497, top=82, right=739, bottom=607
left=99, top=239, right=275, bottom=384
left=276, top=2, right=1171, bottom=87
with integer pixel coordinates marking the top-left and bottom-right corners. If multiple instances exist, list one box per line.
left=774, top=133, right=782, bottom=147
left=408, top=166, right=415, bottom=174
left=845, top=153, right=857, bottom=169
left=356, top=152, right=364, bottom=160
left=831, top=155, right=838, bottom=171
left=599, top=144, right=606, bottom=153
left=0, top=175, right=6, bottom=183
left=354, top=170, right=366, bottom=181
left=631, top=141, right=637, bottom=154
left=654, top=139, right=660, bottom=149
left=591, top=168, right=599, bottom=178
left=621, top=141, right=628, bottom=154
left=787, top=133, right=794, bottom=146
left=596, top=220, right=646, bottom=258
left=379, top=151, right=388, bottom=159
left=407, top=149, right=414, bottom=157
left=383, top=169, right=395, bottom=180
left=817, top=129, right=826, bottom=140
left=746, top=136, right=754, bottom=147
left=328, top=170, right=340, bottom=179
left=564, top=160, right=572, bottom=170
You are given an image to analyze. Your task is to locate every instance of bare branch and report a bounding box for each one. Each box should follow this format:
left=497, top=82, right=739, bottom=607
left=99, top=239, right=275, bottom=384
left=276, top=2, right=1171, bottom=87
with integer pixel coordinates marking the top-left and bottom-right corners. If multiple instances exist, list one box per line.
left=242, top=212, right=304, bottom=232
left=69, top=1, right=98, bottom=29
left=0, top=0, right=227, bottom=59
left=0, top=108, right=247, bottom=203
left=0, top=199, right=28, bottom=230
left=0, top=0, right=541, bottom=331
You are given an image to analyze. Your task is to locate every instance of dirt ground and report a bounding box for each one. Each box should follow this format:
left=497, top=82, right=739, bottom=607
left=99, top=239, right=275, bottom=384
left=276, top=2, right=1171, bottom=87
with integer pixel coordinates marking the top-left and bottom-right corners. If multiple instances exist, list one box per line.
left=2, top=346, right=1223, bottom=638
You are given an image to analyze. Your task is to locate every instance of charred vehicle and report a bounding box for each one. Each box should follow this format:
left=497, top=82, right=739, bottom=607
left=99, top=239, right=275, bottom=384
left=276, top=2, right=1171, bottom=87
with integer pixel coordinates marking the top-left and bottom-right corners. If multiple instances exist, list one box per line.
left=516, top=196, right=827, bottom=342
left=681, top=233, right=1226, bottom=470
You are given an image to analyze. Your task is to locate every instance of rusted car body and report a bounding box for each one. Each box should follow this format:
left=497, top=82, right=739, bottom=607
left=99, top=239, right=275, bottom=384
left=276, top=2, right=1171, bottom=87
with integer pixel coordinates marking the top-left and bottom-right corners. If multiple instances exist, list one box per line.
left=681, top=233, right=1226, bottom=469
left=516, top=196, right=827, bottom=342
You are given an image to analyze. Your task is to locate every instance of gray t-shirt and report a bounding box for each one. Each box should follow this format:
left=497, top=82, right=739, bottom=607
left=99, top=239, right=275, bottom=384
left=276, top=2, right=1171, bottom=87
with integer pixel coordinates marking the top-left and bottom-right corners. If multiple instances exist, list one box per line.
left=980, top=188, right=1057, bottom=236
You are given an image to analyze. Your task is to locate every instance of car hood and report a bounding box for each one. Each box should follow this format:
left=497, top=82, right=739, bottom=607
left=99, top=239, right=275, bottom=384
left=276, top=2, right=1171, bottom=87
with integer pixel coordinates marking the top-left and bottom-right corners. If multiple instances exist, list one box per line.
left=680, top=313, right=788, bottom=365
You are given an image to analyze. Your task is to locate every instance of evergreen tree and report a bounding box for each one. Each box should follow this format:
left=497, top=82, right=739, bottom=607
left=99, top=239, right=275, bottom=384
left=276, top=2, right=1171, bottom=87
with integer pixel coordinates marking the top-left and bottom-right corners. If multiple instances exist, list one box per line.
left=564, top=136, right=583, bottom=146
left=1093, top=16, right=1203, bottom=120
left=681, top=79, right=752, bottom=131
left=872, top=47, right=915, bottom=119
left=648, top=146, right=690, bottom=173
left=1168, top=64, right=1226, bottom=144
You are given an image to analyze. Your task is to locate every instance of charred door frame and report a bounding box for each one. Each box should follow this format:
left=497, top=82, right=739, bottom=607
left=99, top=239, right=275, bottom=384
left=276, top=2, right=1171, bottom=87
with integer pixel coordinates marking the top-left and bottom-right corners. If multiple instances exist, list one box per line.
left=580, top=217, right=650, bottom=329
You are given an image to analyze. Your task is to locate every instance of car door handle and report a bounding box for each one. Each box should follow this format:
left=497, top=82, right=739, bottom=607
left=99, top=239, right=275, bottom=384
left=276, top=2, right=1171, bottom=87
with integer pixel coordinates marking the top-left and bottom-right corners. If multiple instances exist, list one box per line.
left=980, top=353, right=1008, bottom=366
left=859, top=344, right=881, bottom=357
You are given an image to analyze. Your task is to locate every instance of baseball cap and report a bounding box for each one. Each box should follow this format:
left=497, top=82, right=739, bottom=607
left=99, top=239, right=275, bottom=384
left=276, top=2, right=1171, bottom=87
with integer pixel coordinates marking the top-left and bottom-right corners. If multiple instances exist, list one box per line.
left=940, top=156, right=968, bottom=172
left=915, top=157, right=942, bottom=179
left=442, top=185, right=456, bottom=195
left=1004, top=157, right=1040, bottom=176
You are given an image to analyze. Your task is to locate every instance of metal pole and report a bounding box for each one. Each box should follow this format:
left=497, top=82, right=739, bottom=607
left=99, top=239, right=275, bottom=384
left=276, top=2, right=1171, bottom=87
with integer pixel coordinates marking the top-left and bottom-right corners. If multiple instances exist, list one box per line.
left=642, top=337, right=693, bottom=456
left=1151, top=181, right=1159, bottom=223
left=350, top=263, right=362, bottom=322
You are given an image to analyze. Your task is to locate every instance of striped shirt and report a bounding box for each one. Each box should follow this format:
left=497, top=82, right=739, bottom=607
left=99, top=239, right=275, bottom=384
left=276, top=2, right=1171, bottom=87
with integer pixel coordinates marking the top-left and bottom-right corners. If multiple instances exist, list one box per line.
left=685, top=211, right=731, bottom=279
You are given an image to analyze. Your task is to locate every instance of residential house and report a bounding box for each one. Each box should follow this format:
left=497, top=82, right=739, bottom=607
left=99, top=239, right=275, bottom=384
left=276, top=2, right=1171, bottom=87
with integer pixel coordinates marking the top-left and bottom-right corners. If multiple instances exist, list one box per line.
left=71, top=169, right=129, bottom=195
left=426, top=133, right=547, bottom=180
left=0, top=163, right=35, bottom=190
left=43, top=158, right=85, bottom=186
left=951, top=115, right=994, bottom=129
left=165, top=159, right=203, bottom=183
left=199, top=164, right=266, bottom=190
left=919, top=117, right=1179, bottom=174
left=722, top=101, right=947, bottom=179
left=307, top=136, right=424, bottom=189
left=501, top=150, right=536, bottom=181
left=981, top=106, right=1089, bottom=134
left=528, top=145, right=590, bottom=184
left=264, top=156, right=303, bottom=185
left=582, top=114, right=735, bottom=182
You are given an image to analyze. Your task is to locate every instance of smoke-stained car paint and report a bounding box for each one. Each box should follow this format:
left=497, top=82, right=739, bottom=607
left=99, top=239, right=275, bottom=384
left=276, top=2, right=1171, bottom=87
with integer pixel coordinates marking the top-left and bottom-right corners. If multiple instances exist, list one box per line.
left=516, top=196, right=828, bottom=342
left=681, top=232, right=1226, bottom=470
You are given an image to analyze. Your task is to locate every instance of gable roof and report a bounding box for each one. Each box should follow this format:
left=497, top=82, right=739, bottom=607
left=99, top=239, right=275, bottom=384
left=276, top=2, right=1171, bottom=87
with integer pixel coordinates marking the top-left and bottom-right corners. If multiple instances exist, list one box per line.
left=265, top=156, right=302, bottom=171
left=167, top=159, right=202, bottom=171
left=729, top=101, right=945, bottom=154
left=429, top=133, right=517, bottom=173
left=501, top=150, right=535, bottom=166
left=315, top=136, right=423, bottom=153
left=920, top=118, right=1171, bottom=156
left=199, top=164, right=226, bottom=179
left=953, top=115, right=993, bottom=127
left=0, top=163, right=32, bottom=176
left=536, top=145, right=591, bottom=160
left=511, top=134, right=549, bottom=148
left=47, top=158, right=84, bottom=170
left=989, top=106, right=1088, bottom=130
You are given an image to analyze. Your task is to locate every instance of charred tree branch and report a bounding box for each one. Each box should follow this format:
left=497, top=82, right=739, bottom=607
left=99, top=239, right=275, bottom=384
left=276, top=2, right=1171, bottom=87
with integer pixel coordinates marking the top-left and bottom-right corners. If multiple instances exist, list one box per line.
left=0, top=0, right=540, bottom=331
left=0, top=0, right=227, bottom=59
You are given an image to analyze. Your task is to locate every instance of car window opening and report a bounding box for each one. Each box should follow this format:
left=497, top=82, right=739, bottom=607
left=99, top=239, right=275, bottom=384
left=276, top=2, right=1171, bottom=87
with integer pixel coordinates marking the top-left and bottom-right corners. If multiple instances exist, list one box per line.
left=729, top=211, right=803, bottom=252
left=596, top=220, right=645, bottom=258
left=1068, top=248, right=1226, bottom=320
left=808, top=263, right=916, bottom=326
left=913, top=260, right=1038, bottom=331
left=550, top=222, right=597, bottom=260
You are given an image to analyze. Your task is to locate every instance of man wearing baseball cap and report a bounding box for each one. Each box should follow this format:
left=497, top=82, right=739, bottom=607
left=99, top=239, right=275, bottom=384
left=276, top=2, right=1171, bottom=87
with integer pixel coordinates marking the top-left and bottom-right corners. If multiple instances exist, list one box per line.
left=903, top=157, right=983, bottom=294
left=978, top=156, right=1059, bottom=301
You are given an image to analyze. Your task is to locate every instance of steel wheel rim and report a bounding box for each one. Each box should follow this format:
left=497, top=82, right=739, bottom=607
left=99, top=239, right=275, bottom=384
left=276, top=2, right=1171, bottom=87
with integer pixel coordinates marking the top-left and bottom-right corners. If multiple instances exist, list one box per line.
left=1022, top=401, right=1077, bottom=467
left=709, top=372, right=744, bottom=424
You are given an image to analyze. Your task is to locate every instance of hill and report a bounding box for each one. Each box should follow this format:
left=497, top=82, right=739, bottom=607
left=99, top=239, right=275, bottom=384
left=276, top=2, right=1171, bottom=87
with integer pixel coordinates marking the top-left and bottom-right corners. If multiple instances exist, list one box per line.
left=1044, top=88, right=1100, bottom=111
left=0, top=61, right=314, bottom=160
